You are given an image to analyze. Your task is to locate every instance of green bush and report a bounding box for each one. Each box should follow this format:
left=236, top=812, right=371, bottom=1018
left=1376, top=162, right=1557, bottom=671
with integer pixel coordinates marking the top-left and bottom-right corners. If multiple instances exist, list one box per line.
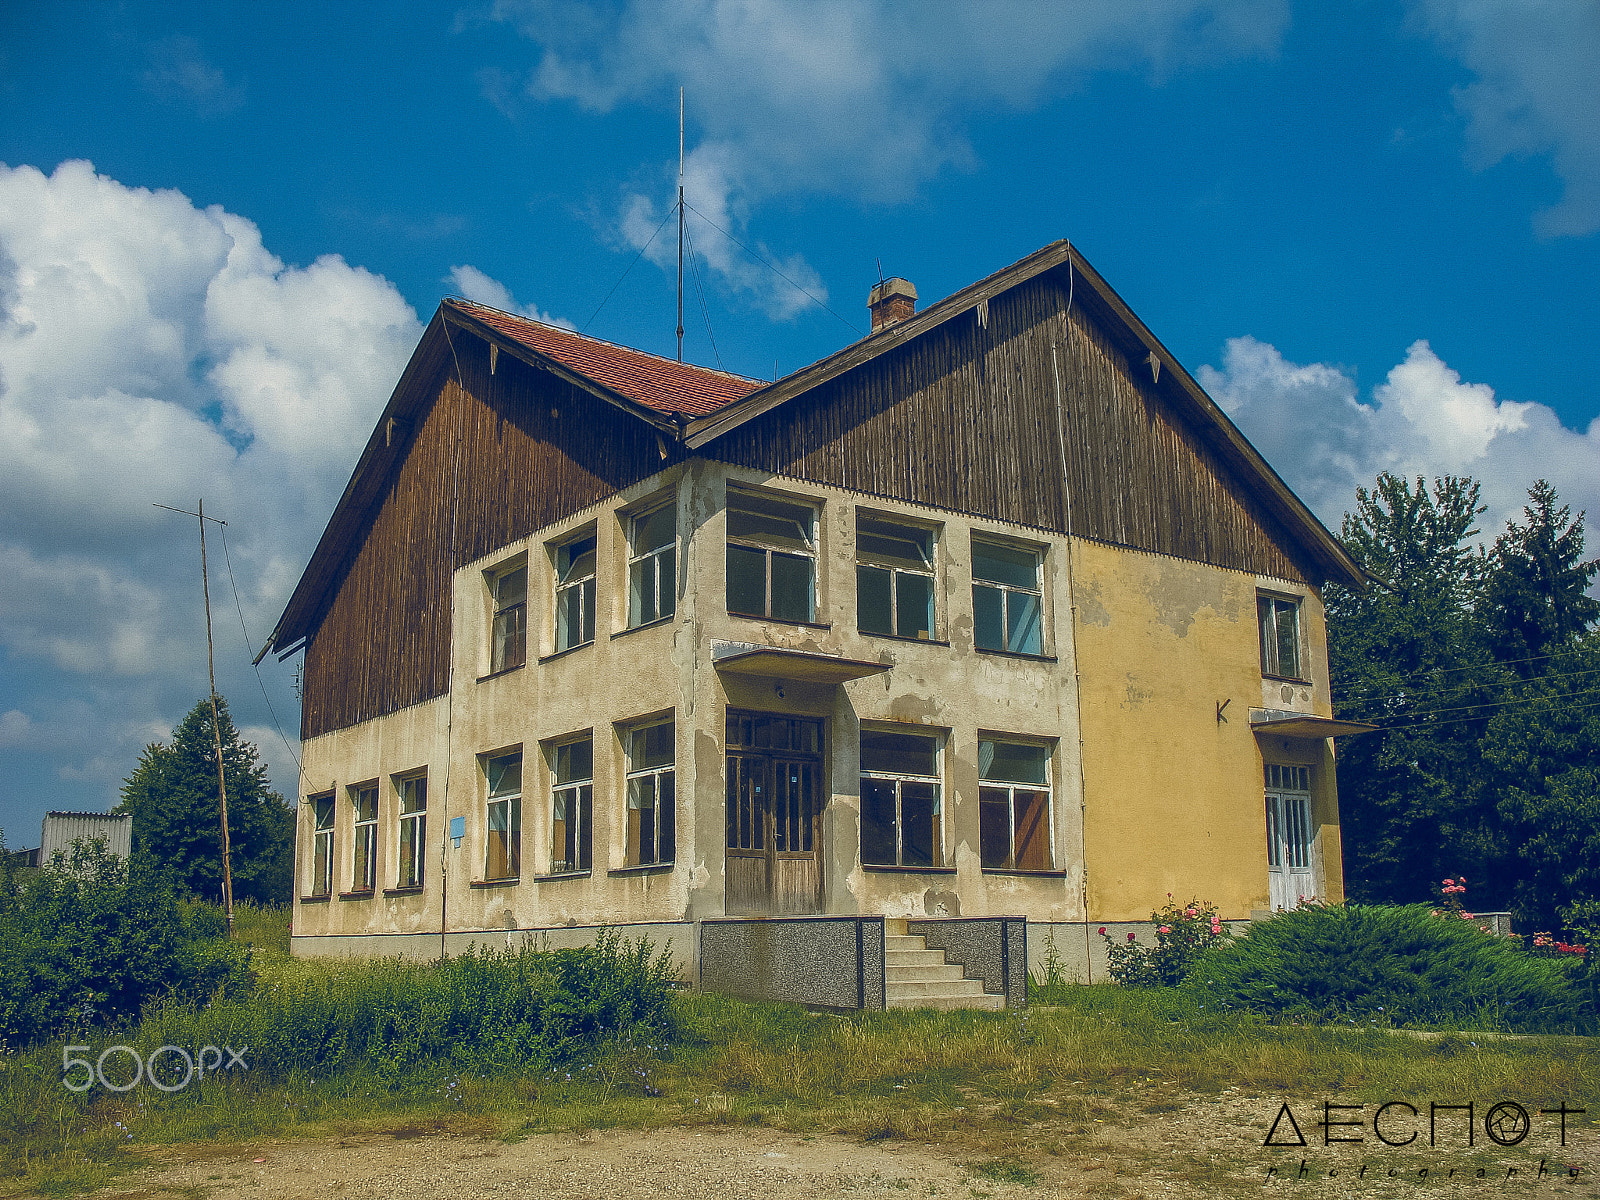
left=134, top=930, right=678, bottom=1080
left=1184, top=904, right=1594, bottom=1033
left=1101, top=897, right=1229, bottom=987
left=0, top=840, right=255, bottom=1047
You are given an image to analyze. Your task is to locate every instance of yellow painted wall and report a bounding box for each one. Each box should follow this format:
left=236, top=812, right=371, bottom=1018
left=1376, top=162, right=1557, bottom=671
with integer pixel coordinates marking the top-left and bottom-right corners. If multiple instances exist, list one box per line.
left=1070, top=538, right=1342, bottom=921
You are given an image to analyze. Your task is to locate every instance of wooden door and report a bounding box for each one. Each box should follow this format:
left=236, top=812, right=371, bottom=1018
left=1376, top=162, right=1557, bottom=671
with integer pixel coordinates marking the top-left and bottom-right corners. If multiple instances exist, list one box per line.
left=725, top=712, right=823, bottom=915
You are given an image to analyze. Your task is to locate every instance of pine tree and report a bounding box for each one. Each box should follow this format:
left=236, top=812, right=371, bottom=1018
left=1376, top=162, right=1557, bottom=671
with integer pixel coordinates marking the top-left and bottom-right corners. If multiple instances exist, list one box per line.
left=115, top=696, right=294, bottom=904
left=1324, top=474, right=1504, bottom=903
left=1482, top=480, right=1600, bottom=672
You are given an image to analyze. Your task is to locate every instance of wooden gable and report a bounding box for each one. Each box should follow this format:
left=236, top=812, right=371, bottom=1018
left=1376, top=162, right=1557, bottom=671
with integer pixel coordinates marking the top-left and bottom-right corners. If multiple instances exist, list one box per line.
left=300, top=331, right=675, bottom=740
left=702, top=268, right=1321, bottom=586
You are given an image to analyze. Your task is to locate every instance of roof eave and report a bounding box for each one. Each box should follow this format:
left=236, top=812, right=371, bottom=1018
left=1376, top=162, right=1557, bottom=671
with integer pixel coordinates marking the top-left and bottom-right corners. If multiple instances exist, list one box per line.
left=441, top=301, right=683, bottom=436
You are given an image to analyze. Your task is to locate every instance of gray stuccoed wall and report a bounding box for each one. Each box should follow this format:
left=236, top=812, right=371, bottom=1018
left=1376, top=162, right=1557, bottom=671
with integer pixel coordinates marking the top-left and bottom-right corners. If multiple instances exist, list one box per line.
left=906, top=917, right=1027, bottom=1008
left=698, top=916, right=886, bottom=1010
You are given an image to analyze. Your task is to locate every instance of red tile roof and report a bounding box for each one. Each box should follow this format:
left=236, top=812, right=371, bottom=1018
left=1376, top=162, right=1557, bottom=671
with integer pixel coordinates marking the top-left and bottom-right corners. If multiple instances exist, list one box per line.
left=447, top=299, right=763, bottom=418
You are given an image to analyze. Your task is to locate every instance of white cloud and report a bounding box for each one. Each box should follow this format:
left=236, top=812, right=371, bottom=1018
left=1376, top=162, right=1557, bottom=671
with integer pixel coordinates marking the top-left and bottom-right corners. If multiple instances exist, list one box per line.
left=1418, top=0, right=1600, bottom=238
left=487, top=0, right=1288, bottom=311
left=1201, top=336, right=1600, bottom=541
left=445, top=264, right=576, bottom=328
left=0, top=160, right=420, bottom=820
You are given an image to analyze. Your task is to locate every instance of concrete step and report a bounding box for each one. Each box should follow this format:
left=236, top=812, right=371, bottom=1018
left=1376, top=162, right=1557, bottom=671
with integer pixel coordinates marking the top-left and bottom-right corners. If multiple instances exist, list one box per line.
left=885, top=950, right=950, bottom=970
left=888, top=990, right=1006, bottom=1011
left=886, top=976, right=988, bottom=997
left=885, top=965, right=968, bottom=982
left=885, top=934, right=927, bottom=952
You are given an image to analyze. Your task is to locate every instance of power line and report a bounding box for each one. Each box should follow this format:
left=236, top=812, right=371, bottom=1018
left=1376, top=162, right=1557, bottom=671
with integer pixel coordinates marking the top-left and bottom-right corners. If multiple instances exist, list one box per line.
left=1380, top=692, right=1600, bottom=735
left=580, top=206, right=677, bottom=335
left=683, top=200, right=862, bottom=336
left=218, top=524, right=305, bottom=786
left=1334, top=662, right=1600, bottom=715
left=1361, top=681, right=1600, bottom=725
left=683, top=218, right=724, bottom=371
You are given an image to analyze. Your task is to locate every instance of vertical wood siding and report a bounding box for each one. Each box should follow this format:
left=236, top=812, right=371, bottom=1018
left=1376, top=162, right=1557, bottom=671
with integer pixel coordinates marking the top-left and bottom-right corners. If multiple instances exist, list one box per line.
left=705, top=274, right=1317, bottom=585
left=302, top=338, right=671, bottom=740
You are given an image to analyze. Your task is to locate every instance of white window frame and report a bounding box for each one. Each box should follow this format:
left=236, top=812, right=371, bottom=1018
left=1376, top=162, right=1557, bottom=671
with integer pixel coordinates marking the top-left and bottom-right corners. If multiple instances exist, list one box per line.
left=726, top=489, right=818, bottom=623
left=554, top=532, right=597, bottom=652
left=484, top=752, right=522, bottom=881
left=971, top=538, right=1044, bottom=655
left=395, top=773, right=427, bottom=889
left=1265, top=763, right=1314, bottom=910
left=551, top=737, right=593, bottom=875
left=309, top=791, right=335, bottom=898
left=627, top=502, right=677, bottom=627
left=350, top=781, right=379, bottom=892
left=489, top=562, right=527, bottom=674
left=977, top=738, right=1054, bottom=871
left=859, top=727, right=944, bottom=868
left=856, top=514, right=937, bottom=640
left=1258, top=593, right=1303, bottom=680
left=624, top=719, right=675, bottom=866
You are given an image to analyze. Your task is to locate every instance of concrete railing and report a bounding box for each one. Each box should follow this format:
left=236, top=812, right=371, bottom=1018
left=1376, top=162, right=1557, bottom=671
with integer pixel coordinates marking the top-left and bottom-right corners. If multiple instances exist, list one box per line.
left=697, top=915, right=887, bottom=1010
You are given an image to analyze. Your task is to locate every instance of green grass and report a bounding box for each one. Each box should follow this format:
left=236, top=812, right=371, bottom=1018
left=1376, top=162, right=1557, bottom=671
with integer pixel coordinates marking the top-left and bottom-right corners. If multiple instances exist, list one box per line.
left=4, top=965, right=1596, bottom=1198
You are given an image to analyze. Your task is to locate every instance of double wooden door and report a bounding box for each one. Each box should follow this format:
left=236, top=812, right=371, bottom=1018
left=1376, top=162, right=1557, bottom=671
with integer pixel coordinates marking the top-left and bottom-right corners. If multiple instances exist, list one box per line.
left=725, top=712, right=824, bottom=915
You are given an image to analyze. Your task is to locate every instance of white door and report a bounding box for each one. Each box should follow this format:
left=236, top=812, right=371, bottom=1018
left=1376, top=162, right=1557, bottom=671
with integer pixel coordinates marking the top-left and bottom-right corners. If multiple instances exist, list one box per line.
left=1265, top=763, right=1314, bottom=911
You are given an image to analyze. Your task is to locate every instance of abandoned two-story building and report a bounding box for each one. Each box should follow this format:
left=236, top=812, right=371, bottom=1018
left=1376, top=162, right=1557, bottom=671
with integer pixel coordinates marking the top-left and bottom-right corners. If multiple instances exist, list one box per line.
left=259, top=240, right=1369, bottom=1007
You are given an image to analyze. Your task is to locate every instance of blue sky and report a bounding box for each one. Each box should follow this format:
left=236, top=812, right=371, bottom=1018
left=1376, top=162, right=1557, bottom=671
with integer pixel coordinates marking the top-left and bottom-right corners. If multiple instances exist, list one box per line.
left=1, top=1, right=1597, bottom=845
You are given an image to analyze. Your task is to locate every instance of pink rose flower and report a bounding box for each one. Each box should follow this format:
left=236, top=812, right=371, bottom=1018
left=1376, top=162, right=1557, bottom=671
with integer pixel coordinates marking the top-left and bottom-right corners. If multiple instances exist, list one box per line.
left=1158, top=925, right=1171, bottom=934
left=1098, top=927, right=1107, bottom=935
left=1127, top=932, right=1136, bottom=942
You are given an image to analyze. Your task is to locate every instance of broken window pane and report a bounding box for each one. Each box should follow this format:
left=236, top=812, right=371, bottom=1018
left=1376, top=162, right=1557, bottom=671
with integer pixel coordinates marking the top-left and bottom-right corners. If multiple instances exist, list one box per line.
left=896, top=571, right=934, bottom=640
left=979, top=787, right=1011, bottom=869
left=900, top=781, right=939, bottom=867
left=861, top=777, right=897, bottom=866
left=980, top=740, right=1047, bottom=785
left=1013, top=788, right=1050, bottom=871
left=973, top=541, right=1036, bottom=588
left=857, top=564, right=893, bottom=635
left=492, top=564, right=527, bottom=672
left=629, top=507, right=676, bottom=626
left=770, top=551, right=814, bottom=622
left=728, top=493, right=814, bottom=550
left=860, top=730, right=938, bottom=777
left=973, top=583, right=1005, bottom=650
left=1007, top=590, right=1042, bottom=655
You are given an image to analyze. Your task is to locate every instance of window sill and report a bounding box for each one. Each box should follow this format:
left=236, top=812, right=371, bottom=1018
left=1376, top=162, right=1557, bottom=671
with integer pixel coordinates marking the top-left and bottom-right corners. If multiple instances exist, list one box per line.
left=974, top=647, right=1057, bottom=663
left=539, top=642, right=593, bottom=664
left=859, top=630, right=950, bottom=647
left=476, top=663, right=526, bottom=684
left=980, top=867, right=1069, bottom=878
left=533, top=869, right=593, bottom=883
left=611, top=615, right=677, bottom=640
left=1262, top=672, right=1311, bottom=685
left=337, top=889, right=375, bottom=901
left=299, top=894, right=331, bottom=904
left=728, top=612, right=832, bottom=631
left=863, top=863, right=956, bottom=874
left=607, top=862, right=675, bottom=877
left=382, top=885, right=425, bottom=896
left=470, top=877, right=521, bottom=889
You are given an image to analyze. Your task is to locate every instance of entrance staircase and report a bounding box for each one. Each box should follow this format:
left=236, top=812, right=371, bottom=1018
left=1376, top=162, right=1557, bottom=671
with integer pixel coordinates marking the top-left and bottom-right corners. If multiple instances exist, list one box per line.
left=884, top=920, right=1005, bottom=1011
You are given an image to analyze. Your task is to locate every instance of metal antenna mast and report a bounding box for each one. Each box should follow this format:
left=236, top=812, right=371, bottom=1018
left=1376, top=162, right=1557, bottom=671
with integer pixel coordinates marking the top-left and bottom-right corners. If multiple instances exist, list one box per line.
left=154, top=500, right=235, bottom=938
left=676, top=86, right=685, bottom=362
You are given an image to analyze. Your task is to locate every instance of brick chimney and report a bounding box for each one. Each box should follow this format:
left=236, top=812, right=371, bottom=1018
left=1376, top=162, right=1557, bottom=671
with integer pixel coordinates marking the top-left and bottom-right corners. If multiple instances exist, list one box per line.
left=868, top=277, right=917, bottom=333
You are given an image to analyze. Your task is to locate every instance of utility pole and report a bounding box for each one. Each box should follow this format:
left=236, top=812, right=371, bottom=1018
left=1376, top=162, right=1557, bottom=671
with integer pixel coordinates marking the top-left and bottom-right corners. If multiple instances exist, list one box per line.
left=676, top=85, right=685, bottom=363
left=156, top=500, right=235, bottom=938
